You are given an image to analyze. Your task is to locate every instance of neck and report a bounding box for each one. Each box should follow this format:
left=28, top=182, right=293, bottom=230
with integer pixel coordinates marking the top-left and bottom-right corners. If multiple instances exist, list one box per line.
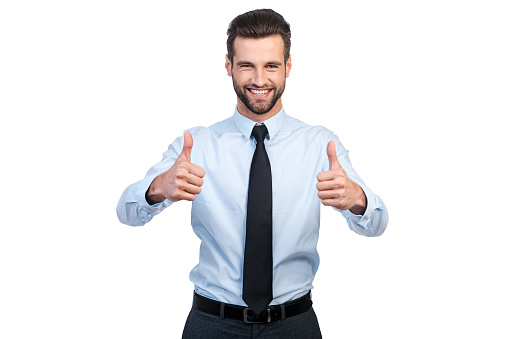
left=236, top=99, right=282, bottom=123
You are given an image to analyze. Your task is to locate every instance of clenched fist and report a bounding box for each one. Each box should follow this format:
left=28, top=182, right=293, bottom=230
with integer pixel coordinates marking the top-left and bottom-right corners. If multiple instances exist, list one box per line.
left=316, top=141, right=366, bottom=215
left=146, top=132, right=206, bottom=204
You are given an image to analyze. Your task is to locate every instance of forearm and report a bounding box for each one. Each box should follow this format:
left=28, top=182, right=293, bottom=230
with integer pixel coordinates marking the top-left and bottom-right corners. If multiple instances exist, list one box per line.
left=348, top=183, right=367, bottom=216
left=145, top=174, right=166, bottom=205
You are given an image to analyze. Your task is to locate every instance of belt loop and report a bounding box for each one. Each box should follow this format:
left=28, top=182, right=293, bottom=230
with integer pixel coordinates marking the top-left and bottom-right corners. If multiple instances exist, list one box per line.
left=220, top=302, right=225, bottom=320
left=280, top=304, right=286, bottom=321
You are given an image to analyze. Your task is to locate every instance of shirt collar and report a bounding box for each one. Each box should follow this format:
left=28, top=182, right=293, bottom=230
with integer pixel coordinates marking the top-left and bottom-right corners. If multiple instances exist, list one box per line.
left=233, top=106, right=286, bottom=140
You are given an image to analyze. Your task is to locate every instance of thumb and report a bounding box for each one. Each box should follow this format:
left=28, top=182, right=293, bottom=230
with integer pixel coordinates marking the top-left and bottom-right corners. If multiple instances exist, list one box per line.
left=180, top=132, right=193, bottom=161
left=327, top=141, right=342, bottom=170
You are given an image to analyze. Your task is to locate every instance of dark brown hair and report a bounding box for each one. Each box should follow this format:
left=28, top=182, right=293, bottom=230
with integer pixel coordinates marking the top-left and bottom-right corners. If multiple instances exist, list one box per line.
left=227, top=9, right=291, bottom=63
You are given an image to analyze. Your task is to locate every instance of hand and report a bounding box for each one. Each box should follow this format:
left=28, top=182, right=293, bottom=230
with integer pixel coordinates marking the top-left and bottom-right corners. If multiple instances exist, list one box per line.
left=316, top=141, right=366, bottom=215
left=146, top=132, right=205, bottom=204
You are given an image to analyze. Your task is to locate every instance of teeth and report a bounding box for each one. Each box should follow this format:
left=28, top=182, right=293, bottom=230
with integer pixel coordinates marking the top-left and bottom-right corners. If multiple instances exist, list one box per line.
left=250, top=89, right=270, bottom=95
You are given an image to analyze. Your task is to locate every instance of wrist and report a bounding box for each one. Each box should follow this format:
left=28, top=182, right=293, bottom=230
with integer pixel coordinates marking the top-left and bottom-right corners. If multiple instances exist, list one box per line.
left=349, top=185, right=367, bottom=215
left=146, top=175, right=165, bottom=205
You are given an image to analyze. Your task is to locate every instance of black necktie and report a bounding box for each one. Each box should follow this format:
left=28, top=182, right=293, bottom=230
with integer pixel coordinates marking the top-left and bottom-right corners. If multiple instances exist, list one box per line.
left=242, top=124, right=273, bottom=316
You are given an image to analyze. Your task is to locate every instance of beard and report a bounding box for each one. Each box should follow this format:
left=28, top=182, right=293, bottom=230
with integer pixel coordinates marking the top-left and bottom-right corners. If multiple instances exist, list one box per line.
left=232, top=75, right=285, bottom=115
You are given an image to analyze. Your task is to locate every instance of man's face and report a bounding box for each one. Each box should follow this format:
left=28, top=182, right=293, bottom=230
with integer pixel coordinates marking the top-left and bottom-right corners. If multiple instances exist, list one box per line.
left=226, top=35, right=292, bottom=119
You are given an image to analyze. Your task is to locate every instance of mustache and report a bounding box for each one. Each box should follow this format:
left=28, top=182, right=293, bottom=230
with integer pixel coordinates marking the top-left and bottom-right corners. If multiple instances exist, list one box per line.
left=243, top=83, right=273, bottom=89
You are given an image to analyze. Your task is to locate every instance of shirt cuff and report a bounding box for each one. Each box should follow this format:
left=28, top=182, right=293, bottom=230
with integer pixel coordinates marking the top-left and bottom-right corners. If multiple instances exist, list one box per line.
left=352, top=183, right=375, bottom=228
left=334, top=183, right=376, bottom=232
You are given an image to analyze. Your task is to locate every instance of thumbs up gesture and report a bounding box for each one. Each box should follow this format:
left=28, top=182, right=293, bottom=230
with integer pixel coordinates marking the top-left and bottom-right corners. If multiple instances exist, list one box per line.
left=316, top=141, right=366, bottom=215
left=146, top=132, right=206, bottom=204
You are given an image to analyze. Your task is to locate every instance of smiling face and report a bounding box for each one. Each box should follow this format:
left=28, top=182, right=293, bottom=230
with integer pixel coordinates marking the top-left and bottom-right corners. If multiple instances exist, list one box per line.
left=226, top=35, right=292, bottom=122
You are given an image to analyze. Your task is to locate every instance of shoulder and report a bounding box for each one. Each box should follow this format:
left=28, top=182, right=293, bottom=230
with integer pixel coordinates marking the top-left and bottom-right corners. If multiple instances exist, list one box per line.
left=283, top=113, right=334, bottom=141
left=185, top=115, right=235, bottom=140
left=190, top=116, right=235, bottom=135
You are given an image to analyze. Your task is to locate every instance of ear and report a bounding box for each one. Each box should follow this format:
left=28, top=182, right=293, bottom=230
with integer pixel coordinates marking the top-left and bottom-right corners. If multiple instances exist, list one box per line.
left=225, top=54, right=232, bottom=77
left=285, top=55, right=292, bottom=78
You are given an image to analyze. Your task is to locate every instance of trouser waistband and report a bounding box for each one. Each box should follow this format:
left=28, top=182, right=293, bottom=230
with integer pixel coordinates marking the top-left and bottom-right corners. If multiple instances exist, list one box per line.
left=192, top=291, right=313, bottom=324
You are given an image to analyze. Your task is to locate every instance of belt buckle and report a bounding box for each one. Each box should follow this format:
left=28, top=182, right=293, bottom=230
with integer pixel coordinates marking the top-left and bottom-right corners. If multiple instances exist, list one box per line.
left=243, top=307, right=271, bottom=324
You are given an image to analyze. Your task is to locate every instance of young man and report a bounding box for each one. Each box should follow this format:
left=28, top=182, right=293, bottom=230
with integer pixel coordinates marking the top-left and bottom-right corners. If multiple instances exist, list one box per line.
left=117, top=9, right=388, bottom=338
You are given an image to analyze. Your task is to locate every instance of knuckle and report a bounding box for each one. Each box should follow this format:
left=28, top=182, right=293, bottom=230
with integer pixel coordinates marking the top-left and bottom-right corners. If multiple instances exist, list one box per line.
left=178, top=163, right=189, bottom=172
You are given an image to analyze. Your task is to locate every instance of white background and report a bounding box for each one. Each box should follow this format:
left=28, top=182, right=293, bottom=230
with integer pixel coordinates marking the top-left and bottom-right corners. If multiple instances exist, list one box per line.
left=1, top=0, right=507, bottom=338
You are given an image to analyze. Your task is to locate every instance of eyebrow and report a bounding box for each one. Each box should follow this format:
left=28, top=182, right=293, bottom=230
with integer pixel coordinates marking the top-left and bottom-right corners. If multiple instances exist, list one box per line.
left=236, top=60, right=283, bottom=66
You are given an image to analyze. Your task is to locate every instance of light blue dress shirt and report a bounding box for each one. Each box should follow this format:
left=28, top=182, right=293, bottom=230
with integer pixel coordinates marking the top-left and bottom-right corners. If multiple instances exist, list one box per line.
left=117, top=107, right=388, bottom=306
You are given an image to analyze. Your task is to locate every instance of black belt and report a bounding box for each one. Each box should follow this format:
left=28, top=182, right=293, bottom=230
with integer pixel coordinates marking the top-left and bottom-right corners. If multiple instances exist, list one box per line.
left=192, top=291, right=313, bottom=324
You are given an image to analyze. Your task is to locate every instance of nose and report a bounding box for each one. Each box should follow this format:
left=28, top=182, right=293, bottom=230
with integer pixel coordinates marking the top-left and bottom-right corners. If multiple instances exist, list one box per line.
left=252, top=68, right=268, bottom=87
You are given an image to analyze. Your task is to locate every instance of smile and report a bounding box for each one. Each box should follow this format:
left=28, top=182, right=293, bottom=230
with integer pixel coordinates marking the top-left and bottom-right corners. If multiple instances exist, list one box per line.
left=248, top=88, right=272, bottom=96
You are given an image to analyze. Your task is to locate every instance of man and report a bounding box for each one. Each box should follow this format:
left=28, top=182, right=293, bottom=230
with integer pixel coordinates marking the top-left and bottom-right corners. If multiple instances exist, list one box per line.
left=117, top=8, right=388, bottom=338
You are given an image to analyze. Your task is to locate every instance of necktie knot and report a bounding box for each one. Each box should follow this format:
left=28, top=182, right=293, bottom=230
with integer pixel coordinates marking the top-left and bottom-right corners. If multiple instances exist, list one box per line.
left=251, top=125, right=268, bottom=143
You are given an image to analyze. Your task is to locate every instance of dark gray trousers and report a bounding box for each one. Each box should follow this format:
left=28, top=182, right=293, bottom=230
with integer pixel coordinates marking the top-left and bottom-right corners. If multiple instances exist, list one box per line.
left=182, top=306, right=322, bottom=338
